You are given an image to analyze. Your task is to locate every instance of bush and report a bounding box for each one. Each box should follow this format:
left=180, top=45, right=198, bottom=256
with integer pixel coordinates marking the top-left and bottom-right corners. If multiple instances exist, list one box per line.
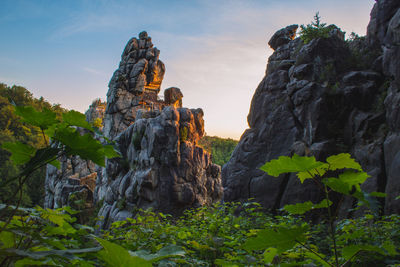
left=300, top=12, right=335, bottom=44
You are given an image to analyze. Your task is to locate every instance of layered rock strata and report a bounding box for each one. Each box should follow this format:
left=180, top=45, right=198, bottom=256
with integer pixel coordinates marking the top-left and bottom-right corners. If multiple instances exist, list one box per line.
left=222, top=0, right=400, bottom=215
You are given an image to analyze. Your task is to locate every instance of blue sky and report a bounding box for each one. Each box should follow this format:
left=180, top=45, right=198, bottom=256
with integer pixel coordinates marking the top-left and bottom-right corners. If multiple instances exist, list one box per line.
left=0, top=0, right=375, bottom=139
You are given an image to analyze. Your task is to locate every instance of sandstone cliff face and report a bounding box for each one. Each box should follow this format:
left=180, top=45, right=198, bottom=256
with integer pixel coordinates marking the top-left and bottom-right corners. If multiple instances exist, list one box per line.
left=95, top=32, right=221, bottom=228
left=45, top=32, right=222, bottom=227
left=222, top=0, right=400, bottom=215
left=103, top=31, right=166, bottom=141
left=97, top=107, right=222, bottom=229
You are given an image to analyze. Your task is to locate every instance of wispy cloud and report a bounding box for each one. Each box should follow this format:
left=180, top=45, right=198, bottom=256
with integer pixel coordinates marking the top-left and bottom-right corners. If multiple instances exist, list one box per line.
left=82, top=67, right=106, bottom=76
left=50, top=13, right=125, bottom=40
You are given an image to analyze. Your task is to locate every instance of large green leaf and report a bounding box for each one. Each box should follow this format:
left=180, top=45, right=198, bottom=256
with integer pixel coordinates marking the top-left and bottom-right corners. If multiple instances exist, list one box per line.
left=341, top=244, right=385, bottom=261
left=14, top=106, right=58, bottom=130
left=0, top=231, right=15, bottom=249
left=3, top=247, right=100, bottom=260
left=63, top=110, right=93, bottom=131
left=21, top=147, right=60, bottom=176
left=102, top=144, right=121, bottom=159
left=37, top=207, right=76, bottom=235
left=260, top=154, right=325, bottom=177
left=54, top=128, right=105, bottom=166
left=283, top=199, right=332, bottom=215
left=2, top=141, right=36, bottom=165
left=338, top=171, right=369, bottom=186
left=326, top=153, right=362, bottom=171
left=369, top=192, right=387, bottom=198
left=129, top=244, right=185, bottom=262
left=323, top=178, right=352, bottom=195
left=304, top=252, right=330, bottom=267
left=15, top=258, right=57, bottom=267
left=323, top=171, right=369, bottom=196
left=95, top=237, right=151, bottom=267
left=297, top=165, right=328, bottom=183
left=243, top=225, right=307, bottom=253
left=263, top=247, right=278, bottom=264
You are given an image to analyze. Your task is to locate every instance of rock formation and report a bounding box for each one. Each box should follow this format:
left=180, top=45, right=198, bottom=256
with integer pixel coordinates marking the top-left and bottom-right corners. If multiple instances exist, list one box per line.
left=95, top=32, right=221, bottom=228
left=103, top=31, right=166, bottom=141
left=44, top=102, right=105, bottom=211
left=85, top=99, right=106, bottom=129
left=222, top=0, right=400, bottom=215
left=97, top=107, right=222, bottom=229
left=45, top=32, right=222, bottom=228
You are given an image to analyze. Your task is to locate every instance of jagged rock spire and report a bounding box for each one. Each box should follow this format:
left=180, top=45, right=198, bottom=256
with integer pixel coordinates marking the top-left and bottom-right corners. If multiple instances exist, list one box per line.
left=103, top=31, right=166, bottom=140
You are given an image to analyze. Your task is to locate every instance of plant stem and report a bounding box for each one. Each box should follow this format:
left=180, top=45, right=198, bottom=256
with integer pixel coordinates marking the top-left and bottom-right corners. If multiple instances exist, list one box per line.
left=0, top=156, right=59, bottom=234
left=324, top=184, right=339, bottom=267
left=295, top=239, right=334, bottom=267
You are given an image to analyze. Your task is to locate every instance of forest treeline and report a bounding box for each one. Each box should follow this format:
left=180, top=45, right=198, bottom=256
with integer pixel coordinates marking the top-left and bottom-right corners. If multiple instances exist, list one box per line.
left=198, top=135, right=238, bottom=166
left=0, top=83, right=66, bottom=206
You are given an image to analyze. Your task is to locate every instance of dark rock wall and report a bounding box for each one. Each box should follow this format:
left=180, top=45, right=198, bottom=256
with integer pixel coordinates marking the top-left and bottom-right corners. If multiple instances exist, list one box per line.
left=97, top=107, right=222, bottom=229
left=223, top=0, right=400, bottom=214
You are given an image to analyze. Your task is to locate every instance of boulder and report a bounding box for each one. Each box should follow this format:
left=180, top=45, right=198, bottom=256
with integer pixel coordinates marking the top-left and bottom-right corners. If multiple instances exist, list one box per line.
left=268, top=25, right=298, bottom=50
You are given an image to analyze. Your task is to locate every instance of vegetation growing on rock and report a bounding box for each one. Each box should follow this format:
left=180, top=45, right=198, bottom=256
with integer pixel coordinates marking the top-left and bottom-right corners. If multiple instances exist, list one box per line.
left=198, top=135, right=238, bottom=166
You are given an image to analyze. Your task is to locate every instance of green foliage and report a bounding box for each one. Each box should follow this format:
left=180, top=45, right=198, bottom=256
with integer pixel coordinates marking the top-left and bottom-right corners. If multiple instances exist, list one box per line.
left=0, top=98, right=122, bottom=266
left=93, top=117, right=103, bottom=128
left=0, top=83, right=66, bottom=206
left=2, top=141, right=36, bottom=165
left=0, top=202, right=399, bottom=266
left=260, top=153, right=325, bottom=179
left=0, top=84, right=398, bottom=266
left=0, top=205, right=184, bottom=266
left=299, top=12, right=336, bottom=44
left=283, top=199, right=332, bottom=215
left=3, top=102, right=120, bottom=174
left=179, top=125, right=188, bottom=142
left=252, top=152, right=397, bottom=266
left=132, top=129, right=144, bottom=151
left=95, top=237, right=152, bottom=266
left=243, top=225, right=308, bottom=253
left=198, top=135, right=238, bottom=166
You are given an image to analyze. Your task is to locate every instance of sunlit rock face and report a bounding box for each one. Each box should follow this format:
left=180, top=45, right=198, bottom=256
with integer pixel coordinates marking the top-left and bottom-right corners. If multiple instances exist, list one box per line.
left=45, top=32, right=222, bottom=227
left=85, top=99, right=106, bottom=130
left=94, top=32, right=222, bottom=228
left=222, top=0, right=400, bottom=216
left=103, top=31, right=166, bottom=141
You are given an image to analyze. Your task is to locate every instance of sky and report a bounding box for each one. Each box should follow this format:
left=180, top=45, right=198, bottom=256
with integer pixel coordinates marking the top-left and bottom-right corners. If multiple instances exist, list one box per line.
left=0, top=0, right=375, bottom=139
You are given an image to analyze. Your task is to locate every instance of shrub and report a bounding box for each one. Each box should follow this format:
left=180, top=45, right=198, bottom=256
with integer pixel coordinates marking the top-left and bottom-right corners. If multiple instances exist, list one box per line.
left=299, top=12, right=335, bottom=44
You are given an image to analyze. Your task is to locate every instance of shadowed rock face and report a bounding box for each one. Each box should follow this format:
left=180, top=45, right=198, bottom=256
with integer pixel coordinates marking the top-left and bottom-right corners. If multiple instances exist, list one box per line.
left=44, top=105, right=104, bottom=211
left=222, top=0, right=400, bottom=215
left=97, top=107, right=222, bottom=229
